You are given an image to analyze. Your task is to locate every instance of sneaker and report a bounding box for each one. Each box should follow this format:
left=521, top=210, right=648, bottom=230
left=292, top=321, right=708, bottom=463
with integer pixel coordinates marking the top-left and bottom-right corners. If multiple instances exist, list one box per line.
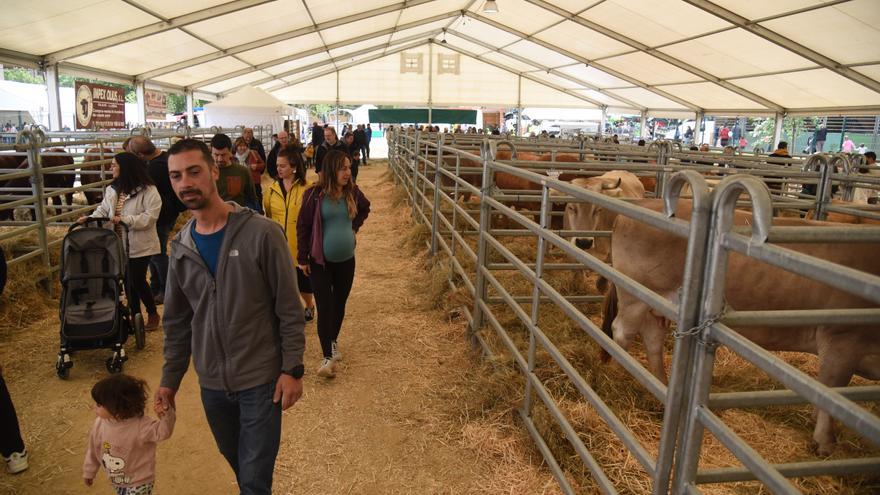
left=304, top=307, right=314, bottom=322
left=317, top=358, right=335, bottom=378
left=331, top=341, right=342, bottom=361
left=5, top=449, right=28, bottom=474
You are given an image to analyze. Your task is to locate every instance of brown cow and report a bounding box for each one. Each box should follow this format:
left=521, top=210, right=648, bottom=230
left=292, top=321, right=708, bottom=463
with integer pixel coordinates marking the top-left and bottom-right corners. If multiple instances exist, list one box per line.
left=0, top=149, right=74, bottom=221
left=807, top=199, right=880, bottom=225
left=0, top=153, right=25, bottom=220
left=80, top=147, right=113, bottom=204
left=605, top=198, right=880, bottom=455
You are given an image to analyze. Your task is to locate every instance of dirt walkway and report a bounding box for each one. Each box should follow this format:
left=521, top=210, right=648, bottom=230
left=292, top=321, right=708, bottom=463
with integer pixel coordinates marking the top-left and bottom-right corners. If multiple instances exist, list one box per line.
left=0, top=163, right=559, bottom=494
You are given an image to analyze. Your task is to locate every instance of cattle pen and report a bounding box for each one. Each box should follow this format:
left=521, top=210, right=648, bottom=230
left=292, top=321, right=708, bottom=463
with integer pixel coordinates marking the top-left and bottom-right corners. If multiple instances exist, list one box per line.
left=387, top=129, right=880, bottom=494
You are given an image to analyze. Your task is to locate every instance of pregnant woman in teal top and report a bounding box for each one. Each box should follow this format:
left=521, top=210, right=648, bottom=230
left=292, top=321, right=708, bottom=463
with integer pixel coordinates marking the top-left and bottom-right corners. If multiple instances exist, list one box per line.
left=296, top=150, right=370, bottom=378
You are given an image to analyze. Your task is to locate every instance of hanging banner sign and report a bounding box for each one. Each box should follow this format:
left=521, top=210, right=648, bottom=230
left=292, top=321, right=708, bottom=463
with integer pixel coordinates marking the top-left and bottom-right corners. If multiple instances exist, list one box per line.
left=145, top=89, right=167, bottom=121
left=75, top=81, right=126, bottom=129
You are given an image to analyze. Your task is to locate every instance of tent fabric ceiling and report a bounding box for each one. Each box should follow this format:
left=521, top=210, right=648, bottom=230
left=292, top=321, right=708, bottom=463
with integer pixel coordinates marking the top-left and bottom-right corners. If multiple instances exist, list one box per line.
left=1, top=0, right=879, bottom=116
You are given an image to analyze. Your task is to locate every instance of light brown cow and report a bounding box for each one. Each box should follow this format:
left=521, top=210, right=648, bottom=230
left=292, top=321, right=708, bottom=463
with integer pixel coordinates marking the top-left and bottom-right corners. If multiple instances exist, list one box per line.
left=605, top=198, right=880, bottom=455
left=560, top=171, right=646, bottom=263
left=807, top=199, right=880, bottom=225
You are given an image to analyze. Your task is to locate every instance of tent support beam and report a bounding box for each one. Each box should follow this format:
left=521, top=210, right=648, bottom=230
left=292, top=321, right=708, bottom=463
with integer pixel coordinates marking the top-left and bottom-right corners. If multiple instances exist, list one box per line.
left=524, top=0, right=785, bottom=112
left=186, top=90, right=194, bottom=129
left=695, top=111, right=705, bottom=144
left=54, top=61, right=201, bottom=96
left=137, top=0, right=437, bottom=81
left=447, top=29, right=643, bottom=111
left=266, top=41, right=428, bottom=93
left=639, top=111, right=647, bottom=139
left=192, top=12, right=459, bottom=90
left=464, top=11, right=702, bottom=112
left=44, top=0, right=274, bottom=64
left=267, top=40, right=610, bottom=112
left=43, top=63, right=62, bottom=131
left=682, top=0, right=880, bottom=95
left=773, top=113, right=785, bottom=150
left=232, top=30, right=442, bottom=96
left=600, top=108, right=607, bottom=136
left=427, top=42, right=433, bottom=126
left=433, top=42, right=612, bottom=110
left=135, top=81, right=146, bottom=126
left=516, top=75, right=523, bottom=137
left=0, top=48, right=40, bottom=70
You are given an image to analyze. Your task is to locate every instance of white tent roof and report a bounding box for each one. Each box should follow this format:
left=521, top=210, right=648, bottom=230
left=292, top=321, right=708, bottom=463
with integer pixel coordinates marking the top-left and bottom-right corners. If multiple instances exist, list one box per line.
left=1, top=0, right=879, bottom=117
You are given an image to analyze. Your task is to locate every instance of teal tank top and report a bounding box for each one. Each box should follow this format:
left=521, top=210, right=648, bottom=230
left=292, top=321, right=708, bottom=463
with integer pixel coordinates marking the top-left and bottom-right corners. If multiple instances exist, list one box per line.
left=321, top=195, right=356, bottom=262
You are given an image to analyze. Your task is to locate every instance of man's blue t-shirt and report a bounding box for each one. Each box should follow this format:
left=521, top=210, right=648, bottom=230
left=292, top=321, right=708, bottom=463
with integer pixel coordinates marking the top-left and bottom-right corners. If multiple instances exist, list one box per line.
left=191, top=223, right=226, bottom=277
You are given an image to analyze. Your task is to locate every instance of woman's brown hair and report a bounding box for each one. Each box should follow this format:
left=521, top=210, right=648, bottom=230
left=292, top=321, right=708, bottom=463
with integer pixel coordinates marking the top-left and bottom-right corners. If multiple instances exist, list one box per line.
left=278, top=144, right=307, bottom=185
left=318, top=150, right=356, bottom=218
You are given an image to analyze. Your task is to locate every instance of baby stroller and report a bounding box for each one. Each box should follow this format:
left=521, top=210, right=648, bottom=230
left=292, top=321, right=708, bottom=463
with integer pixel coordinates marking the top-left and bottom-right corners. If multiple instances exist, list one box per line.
left=56, top=217, right=145, bottom=379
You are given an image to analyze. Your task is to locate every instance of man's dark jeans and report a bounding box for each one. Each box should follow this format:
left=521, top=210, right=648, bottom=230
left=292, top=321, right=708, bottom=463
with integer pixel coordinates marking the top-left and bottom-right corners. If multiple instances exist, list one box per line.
left=200, top=381, right=281, bottom=495
left=149, top=222, right=173, bottom=297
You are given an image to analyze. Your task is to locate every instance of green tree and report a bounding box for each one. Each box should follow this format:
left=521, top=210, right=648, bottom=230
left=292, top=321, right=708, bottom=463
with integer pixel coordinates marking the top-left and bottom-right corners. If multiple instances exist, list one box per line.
left=750, top=116, right=820, bottom=151
left=2, top=67, right=43, bottom=84
left=167, top=93, right=186, bottom=113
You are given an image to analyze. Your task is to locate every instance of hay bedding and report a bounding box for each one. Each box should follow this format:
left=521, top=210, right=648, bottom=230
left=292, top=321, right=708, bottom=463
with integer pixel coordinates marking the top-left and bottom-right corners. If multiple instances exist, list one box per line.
left=414, top=179, right=880, bottom=493
left=0, top=163, right=561, bottom=495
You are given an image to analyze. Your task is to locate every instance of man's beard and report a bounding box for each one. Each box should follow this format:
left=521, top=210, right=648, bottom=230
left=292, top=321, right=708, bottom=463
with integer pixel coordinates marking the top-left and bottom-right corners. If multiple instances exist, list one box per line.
left=178, top=185, right=212, bottom=210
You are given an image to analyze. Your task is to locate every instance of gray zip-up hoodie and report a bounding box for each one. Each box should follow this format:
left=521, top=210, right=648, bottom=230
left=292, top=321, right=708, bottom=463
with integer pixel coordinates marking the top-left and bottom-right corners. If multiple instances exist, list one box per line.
left=160, top=204, right=305, bottom=392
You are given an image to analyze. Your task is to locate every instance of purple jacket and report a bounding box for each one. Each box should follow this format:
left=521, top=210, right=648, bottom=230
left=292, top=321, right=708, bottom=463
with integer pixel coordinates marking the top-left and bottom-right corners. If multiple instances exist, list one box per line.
left=296, top=185, right=370, bottom=266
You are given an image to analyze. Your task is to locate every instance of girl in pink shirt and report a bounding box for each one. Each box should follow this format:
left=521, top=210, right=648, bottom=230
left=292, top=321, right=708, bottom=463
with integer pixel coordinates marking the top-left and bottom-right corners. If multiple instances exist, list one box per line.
left=83, top=374, right=175, bottom=495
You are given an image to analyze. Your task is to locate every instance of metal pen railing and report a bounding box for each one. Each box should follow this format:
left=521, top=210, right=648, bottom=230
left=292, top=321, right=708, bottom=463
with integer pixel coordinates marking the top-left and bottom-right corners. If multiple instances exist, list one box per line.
left=0, top=124, right=274, bottom=284
left=388, top=129, right=880, bottom=494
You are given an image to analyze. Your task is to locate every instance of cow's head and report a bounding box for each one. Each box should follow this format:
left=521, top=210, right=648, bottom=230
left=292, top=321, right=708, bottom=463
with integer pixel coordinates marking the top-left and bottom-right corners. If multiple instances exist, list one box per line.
left=564, top=175, right=628, bottom=262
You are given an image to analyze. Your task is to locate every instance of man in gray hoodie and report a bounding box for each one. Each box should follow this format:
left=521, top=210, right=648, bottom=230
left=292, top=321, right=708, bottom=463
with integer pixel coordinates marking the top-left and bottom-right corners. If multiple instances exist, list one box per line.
left=155, top=139, right=305, bottom=495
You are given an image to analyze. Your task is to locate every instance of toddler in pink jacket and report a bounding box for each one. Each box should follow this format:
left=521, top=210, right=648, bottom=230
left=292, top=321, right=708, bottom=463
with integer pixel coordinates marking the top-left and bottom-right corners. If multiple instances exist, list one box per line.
left=83, top=374, right=175, bottom=495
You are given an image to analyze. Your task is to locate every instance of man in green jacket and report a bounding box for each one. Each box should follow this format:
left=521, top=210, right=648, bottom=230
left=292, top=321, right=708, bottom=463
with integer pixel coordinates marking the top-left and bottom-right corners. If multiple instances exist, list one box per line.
left=156, top=138, right=305, bottom=495
left=211, top=133, right=257, bottom=210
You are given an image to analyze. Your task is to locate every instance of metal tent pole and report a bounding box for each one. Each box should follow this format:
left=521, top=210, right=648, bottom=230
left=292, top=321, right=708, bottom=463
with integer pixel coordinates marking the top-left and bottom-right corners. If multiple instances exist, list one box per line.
left=43, top=63, right=62, bottom=131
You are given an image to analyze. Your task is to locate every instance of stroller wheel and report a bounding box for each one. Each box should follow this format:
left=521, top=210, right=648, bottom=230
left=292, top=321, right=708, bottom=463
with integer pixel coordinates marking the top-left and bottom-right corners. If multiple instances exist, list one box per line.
left=56, top=354, right=72, bottom=379
left=56, top=359, right=70, bottom=379
left=133, top=313, right=145, bottom=350
left=105, top=356, right=124, bottom=374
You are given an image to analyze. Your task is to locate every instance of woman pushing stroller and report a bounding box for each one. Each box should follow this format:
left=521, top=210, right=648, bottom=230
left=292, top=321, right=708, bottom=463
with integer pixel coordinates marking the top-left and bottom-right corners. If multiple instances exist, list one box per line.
left=78, top=152, right=162, bottom=331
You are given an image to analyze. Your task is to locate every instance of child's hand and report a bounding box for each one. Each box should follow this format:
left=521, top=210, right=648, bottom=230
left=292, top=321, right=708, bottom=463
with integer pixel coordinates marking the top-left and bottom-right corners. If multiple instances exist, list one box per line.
left=84, top=478, right=93, bottom=486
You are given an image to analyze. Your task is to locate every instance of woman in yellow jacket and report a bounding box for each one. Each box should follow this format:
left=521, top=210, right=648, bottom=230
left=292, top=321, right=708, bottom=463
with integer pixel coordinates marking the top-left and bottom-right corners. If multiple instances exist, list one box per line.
left=263, top=144, right=316, bottom=321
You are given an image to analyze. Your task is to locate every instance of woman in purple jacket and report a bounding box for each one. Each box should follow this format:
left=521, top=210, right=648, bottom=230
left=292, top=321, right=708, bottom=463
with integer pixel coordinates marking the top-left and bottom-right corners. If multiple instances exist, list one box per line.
left=296, top=150, right=370, bottom=378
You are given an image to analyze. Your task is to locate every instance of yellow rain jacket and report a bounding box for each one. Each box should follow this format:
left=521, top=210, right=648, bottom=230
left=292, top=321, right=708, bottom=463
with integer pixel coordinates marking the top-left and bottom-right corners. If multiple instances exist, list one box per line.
left=263, top=178, right=312, bottom=262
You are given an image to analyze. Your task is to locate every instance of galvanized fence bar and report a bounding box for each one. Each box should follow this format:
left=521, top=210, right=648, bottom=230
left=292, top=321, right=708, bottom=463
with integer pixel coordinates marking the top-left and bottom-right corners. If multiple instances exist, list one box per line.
left=709, top=385, right=880, bottom=409
left=25, top=135, right=52, bottom=283
left=673, top=174, right=880, bottom=494
left=387, top=131, right=880, bottom=495
left=710, top=323, right=880, bottom=446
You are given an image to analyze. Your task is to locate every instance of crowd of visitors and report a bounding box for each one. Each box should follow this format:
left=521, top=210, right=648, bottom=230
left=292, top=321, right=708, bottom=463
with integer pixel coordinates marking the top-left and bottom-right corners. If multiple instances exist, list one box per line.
left=1, top=123, right=372, bottom=493
left=4, top=117, right=875, bottom=494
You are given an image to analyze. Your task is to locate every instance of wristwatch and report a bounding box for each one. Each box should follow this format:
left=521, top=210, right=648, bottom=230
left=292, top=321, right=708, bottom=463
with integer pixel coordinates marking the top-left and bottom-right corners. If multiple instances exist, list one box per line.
left=282, top=365, right=304, bottom=379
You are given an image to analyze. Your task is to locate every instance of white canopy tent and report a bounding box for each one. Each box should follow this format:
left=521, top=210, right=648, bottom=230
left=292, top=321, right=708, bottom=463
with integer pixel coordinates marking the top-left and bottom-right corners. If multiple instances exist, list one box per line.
left=1, top=0, right=879, bottom=127
left=202, top=85, right=292, bottom=129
